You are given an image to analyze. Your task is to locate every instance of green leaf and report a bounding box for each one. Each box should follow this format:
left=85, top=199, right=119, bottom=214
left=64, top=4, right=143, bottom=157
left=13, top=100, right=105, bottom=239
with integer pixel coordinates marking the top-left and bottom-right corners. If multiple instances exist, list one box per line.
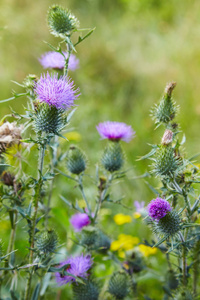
left=137, top=148, right=157, bottom=161
left=31, top=283, right=41, bottom=300
left=74, top=27, right=96, bottom=47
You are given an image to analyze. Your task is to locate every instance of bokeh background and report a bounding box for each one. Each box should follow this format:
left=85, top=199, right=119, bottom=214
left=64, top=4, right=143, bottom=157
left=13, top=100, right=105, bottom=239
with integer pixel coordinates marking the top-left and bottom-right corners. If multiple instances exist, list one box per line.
left=1, top=0, right=200, bottom=298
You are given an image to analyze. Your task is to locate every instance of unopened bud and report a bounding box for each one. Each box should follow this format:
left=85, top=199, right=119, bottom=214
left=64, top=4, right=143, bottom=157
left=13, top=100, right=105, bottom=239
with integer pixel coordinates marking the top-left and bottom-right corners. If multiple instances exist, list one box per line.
left=72, top=280, right=99, bottom=300
left=66, top=145, right=87, bottom=175
left=108, top=271, right=130, bottom=299
left=36, top=229, right=58, bottom=255
left=102, top=142, right=124, bottom=172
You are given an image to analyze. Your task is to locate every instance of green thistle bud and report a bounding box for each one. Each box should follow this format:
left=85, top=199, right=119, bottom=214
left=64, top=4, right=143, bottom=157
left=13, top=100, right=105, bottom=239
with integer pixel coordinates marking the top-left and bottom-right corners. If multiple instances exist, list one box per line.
left=152, top=82, right=178, bottom=125
left=47, top=5, right=79, bottom=38
left=102, top=142, right=124, bottom=173
left=72, top=280, right=99, bottom=300
left=96, top=231, right=111, bottom=253
left=81, top=226, right=99, bottom=249
left=66, top=146, right=87, bottom=175
left=154, top=211, right=181, bottom=237
left=23, top=74, right=38, bottom=92
left=108, top=271, right=130, bottom=300
left=36, top=229, right=58, bottom=255
left=153, top=144, right=179, bottom=178
left=34, top=103, right=65, bottom=135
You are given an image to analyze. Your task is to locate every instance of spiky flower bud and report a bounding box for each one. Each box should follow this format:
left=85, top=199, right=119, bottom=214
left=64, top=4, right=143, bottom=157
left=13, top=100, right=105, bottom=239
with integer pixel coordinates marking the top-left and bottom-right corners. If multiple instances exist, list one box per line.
left=156, top=211, right=181, bottom=236
left=102, top=142, right=124, bottom=172
left=161, top=129, right=173, bottom=145
left=108, top=271, right=130, bottom=300
left=47, top=5, right=79, bottom=38
left=96, top=231, right=111, bottom=252
left=166, top=269, right=179, bottom=290
left=66, top=146, right=86, bottom=175
left=81, top=226, right=99, bottom=249
left=36, top=229, right=58, bottom=255
left=152, top=82, right=178, bottom=125
left=148, top=198, right=181, bottom=237
left=23, top=74, right=38, bottom=92
left=34, top=103, right=65, bottom=135
left=153, top=144, right=179, bottom=178
left=72, top=280, right=99, bottom=300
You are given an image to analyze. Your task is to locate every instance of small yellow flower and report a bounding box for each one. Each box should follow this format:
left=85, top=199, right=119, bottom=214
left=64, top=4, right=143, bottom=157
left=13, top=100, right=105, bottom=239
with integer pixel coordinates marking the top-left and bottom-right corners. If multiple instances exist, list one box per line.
left=110, top=234, right=140, bottom=252
left=114, top=214, right=132, bottom=225
left=133, top=212, right=141, bottom=219
left=138, top=244, right=157, bottom=257
left=64, top=131, right=81, bottom=142
left=118, top=250, right=125, bottom=258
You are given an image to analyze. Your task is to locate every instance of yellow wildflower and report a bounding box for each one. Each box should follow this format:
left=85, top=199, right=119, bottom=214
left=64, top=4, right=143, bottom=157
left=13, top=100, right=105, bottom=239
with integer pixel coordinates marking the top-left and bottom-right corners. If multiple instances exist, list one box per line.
left=133, top=212, right=141, bottom=219
left=114, top=214, right=132, bottom=225
left=138, top=244, right=157, bottom=257
left=110, top=234, right=140, bottom=251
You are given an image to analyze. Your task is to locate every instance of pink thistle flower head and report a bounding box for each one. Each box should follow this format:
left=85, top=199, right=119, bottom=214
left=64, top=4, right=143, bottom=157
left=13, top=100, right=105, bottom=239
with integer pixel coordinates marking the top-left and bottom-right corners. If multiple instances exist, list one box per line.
left=96, top=121, right=135, bottom=143
left=148, top=198, right=171, bottom=221
left=55, top=254, right=93, bottom=286
left=34, top=72, right=80, bottom=110
left=70, top=213, right=91, bottom=232
left=39, top=51, right=79, bottom=71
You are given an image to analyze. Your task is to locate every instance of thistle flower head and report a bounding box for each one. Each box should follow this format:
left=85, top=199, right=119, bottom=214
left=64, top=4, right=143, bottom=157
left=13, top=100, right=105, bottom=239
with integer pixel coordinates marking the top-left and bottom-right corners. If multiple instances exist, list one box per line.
left=108, top=271, right=130, bottom=299
left=55, top=254, right=93, bottom=286
left=39, top=52, right=79, bottom=71
left=70, top=213, right=91, bottom=232
left=47, top=5, right=79, bottom=38
left=34, top=72, right=79, bottom=110
left=96, top=121, right=135, bottom=143
left=148, top=198, right=171, bottom=220
left=36, top=229, right=58, bottom=255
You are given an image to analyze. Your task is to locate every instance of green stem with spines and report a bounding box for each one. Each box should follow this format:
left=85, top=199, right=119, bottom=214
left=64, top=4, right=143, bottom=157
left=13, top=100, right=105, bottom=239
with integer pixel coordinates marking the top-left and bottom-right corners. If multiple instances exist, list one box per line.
left=24, top=142, right=46, bottom=300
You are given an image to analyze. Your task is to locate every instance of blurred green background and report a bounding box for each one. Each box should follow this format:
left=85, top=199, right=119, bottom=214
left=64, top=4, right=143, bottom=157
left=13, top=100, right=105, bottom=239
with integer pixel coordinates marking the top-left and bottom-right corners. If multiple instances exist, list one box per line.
left=1, top=0, right=200, bottom=298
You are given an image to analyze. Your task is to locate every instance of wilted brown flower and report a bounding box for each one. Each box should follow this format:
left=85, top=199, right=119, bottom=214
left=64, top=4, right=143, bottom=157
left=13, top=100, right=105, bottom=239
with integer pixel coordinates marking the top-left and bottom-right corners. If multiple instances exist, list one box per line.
left=0, top=122, right=23, bottom=154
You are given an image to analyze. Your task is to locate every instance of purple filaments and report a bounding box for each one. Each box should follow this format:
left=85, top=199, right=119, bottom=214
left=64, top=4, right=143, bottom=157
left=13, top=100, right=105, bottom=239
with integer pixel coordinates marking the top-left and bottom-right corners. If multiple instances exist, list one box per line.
left=39, top=52, right=79, bottom=71
left=70, top=213, right=91, bottom=232
left=148, top=198, right=171, bottom=221
left=55, top=254, right=93, bottom=286
left=34, top=72, right=80, bottom=110
left=96, top=121, right=135, bottom=143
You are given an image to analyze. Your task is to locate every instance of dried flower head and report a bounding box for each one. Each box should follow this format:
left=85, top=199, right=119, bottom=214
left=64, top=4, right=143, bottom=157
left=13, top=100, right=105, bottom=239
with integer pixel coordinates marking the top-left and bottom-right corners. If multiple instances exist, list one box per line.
left=0, top=122, right=23, bottom=154
left=161, top=129, right=173, bottom=145
left=39, top=52, right=79, bottom=71
left=55, top=254, right=93, bottom=286
left=96, top=121, right=135, bottom=143
left=34, top=72, right=79, bottom=110
left=70, top=213, right=91, bottom=232
left=148, top=198, right=171, bottom=221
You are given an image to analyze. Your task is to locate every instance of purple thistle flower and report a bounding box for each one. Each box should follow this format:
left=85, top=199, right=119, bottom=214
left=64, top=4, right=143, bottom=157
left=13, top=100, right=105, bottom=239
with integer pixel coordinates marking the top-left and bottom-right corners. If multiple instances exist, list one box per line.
left=34, top=72, right=80, bottom=110
left=134, top=201, right=145, bottom=212
left=148, top=198, right=171, bottom=220
left=55, top=254, right=93, bottom=286
left=70, top=213, right=91, bottom=232
left=96, top=121, right=135, bottom=143
left=39, top=51, right=79, bottom=71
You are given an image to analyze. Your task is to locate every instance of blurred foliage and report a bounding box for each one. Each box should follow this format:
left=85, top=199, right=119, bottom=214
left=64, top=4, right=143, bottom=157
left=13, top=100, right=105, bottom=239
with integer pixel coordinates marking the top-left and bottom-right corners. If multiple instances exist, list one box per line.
left=0, top=0, right=200, bottom=298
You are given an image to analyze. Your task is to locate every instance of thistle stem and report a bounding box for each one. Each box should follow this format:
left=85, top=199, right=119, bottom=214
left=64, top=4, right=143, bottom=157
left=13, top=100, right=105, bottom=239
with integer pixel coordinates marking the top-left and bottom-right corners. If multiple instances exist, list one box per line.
left=78, top=174, right=91, bottom=216
left=24, top=142, right=46, bottom=300
left=193, top=240, right=200, bottom=295
left=179, top=232, right=187, bottom=286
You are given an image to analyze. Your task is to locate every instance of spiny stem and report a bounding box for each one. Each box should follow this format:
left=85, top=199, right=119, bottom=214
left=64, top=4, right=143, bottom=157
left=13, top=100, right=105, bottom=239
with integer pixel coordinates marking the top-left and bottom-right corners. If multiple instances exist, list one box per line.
left=179, top=231, right=187, bottom=286
left=24, top=142, right=46, bottom=300
left=78, top=174, right=91, bottom=216
left=193, top=240, right=200, bottom=295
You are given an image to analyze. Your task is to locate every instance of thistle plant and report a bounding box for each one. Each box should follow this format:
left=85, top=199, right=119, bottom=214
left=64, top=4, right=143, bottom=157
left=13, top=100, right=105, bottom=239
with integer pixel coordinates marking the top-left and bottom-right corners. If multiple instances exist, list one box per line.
left=1, top=3, right=200, bottom=300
